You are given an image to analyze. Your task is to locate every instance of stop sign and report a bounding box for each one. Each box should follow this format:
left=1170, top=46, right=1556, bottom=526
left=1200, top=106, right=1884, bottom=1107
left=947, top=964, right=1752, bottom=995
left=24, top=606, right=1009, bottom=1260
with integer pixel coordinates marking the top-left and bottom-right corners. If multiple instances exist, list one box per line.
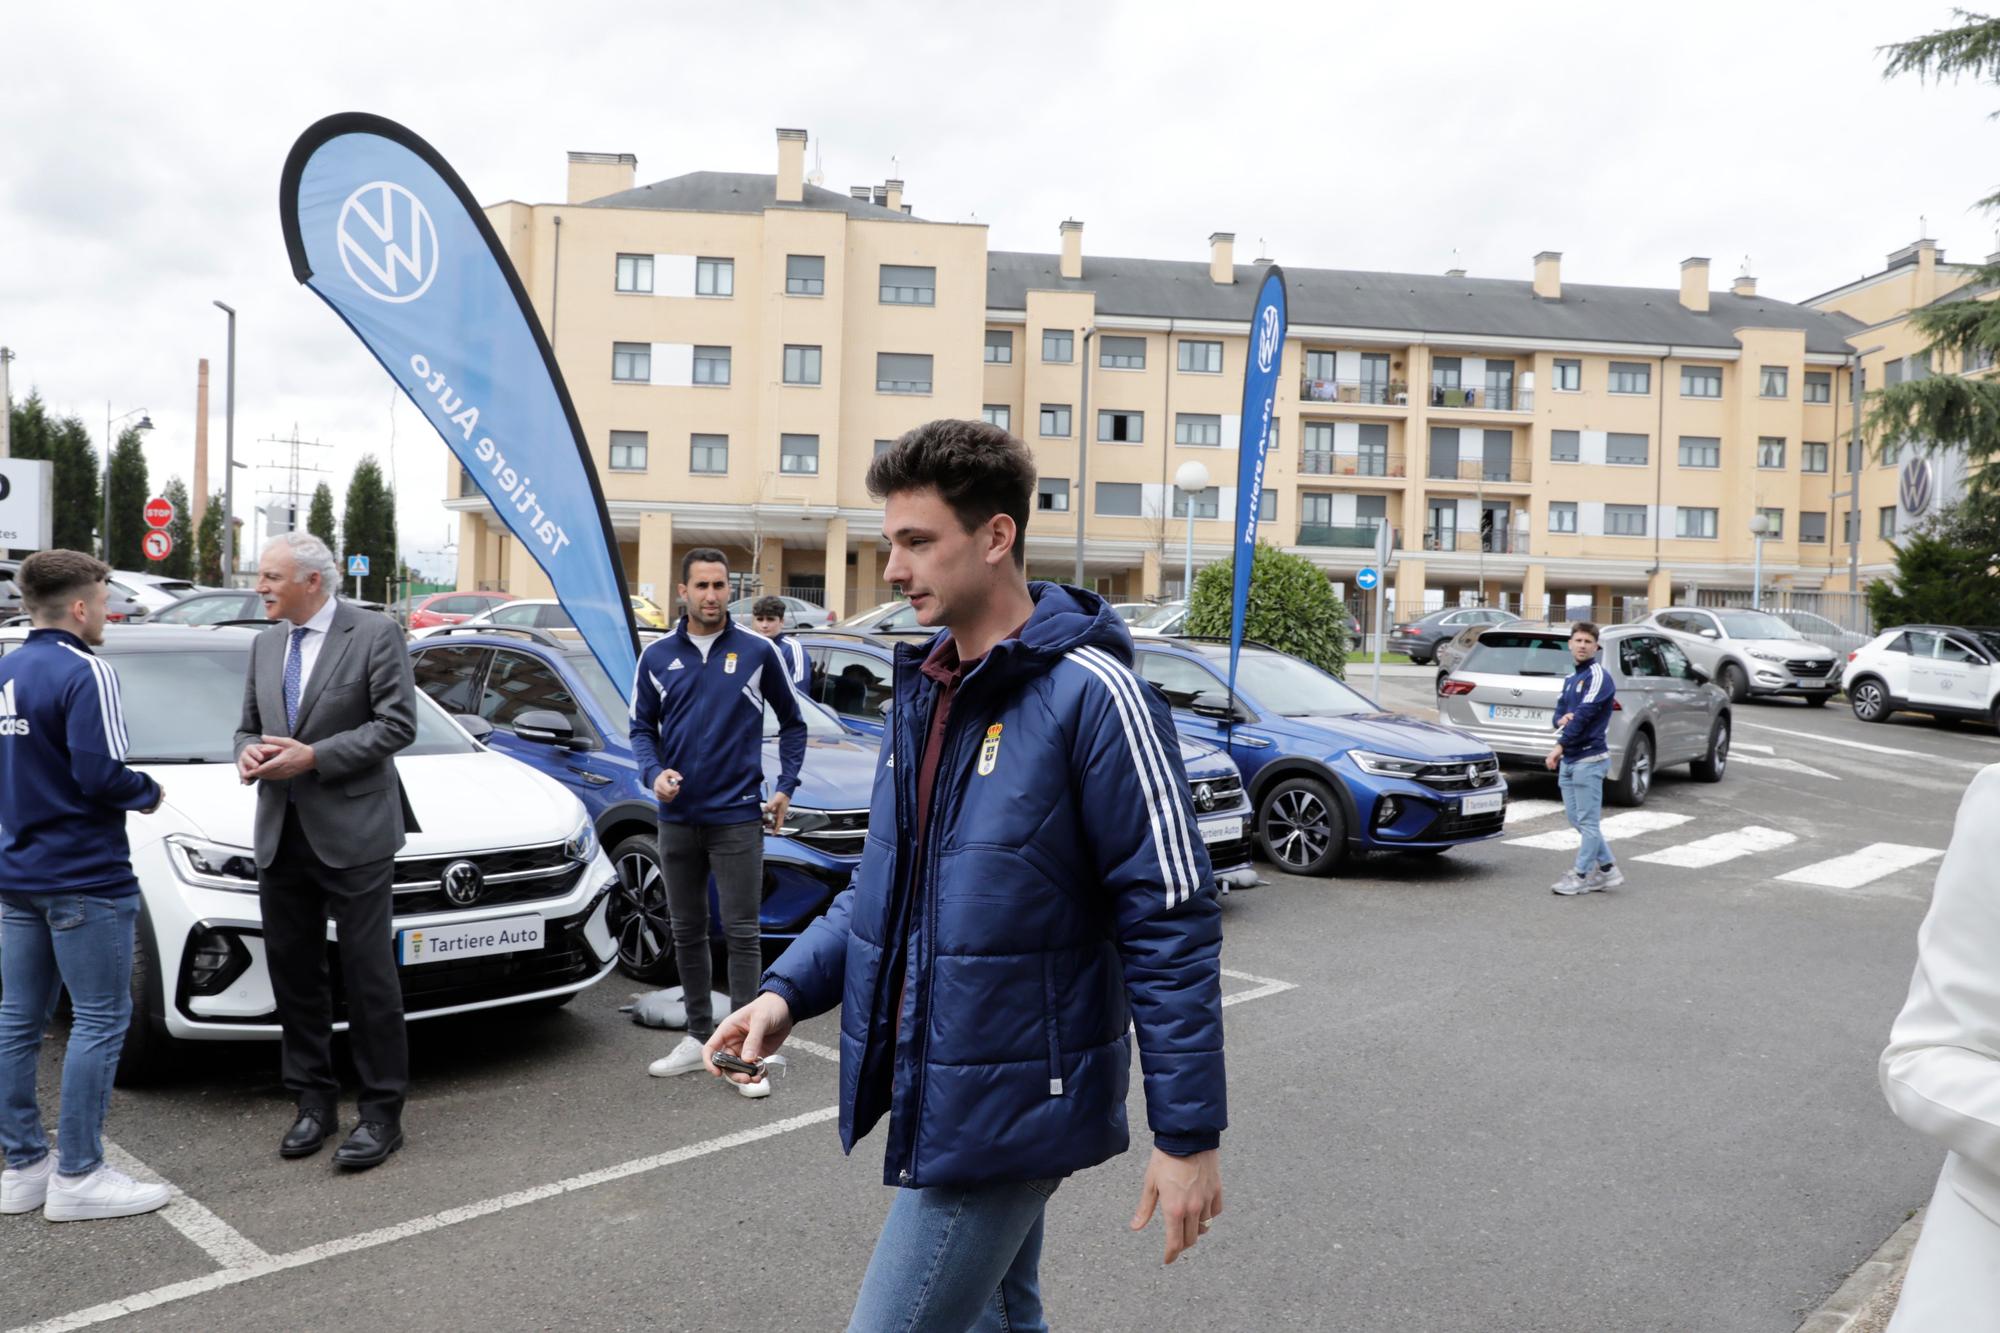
left=144, top=496, right=174, bottom=529
left=142, top=530, right=173, bottom=562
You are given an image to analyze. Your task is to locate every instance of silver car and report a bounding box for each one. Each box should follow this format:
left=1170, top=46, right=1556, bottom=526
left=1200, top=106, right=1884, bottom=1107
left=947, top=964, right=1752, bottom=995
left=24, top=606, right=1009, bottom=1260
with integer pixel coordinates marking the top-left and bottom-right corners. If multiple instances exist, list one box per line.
left=1641, top=608, right=1841, bottom=704
left=1436, top=623, right=1731, bottom=806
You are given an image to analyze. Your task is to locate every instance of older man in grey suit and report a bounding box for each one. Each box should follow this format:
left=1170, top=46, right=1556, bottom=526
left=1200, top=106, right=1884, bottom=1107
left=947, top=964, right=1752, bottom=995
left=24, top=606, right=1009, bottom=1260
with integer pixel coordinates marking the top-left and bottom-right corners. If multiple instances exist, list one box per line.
left=234, top=532, right=417, bottom=1170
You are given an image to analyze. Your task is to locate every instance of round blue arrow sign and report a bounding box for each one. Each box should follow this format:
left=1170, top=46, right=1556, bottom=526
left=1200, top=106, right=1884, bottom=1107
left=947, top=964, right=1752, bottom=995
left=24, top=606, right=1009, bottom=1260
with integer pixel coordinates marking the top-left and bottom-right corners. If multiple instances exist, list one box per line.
left=1356, top=567, right=1379, bottom=590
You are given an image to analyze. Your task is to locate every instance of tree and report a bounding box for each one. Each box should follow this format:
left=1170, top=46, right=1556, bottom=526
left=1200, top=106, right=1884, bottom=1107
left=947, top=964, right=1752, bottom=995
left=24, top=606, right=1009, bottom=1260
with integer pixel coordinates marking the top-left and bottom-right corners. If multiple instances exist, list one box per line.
left=340, top=455, right=397, bottom=601
left=160, top=476, right=194, bottom=580
left=1183, top=542, right=1348, bottom=677
left=1868, top=529, right=2000, bottom=627
left=307, top=481, right=338, bottom=553
left=105, top=427, right=150, bottom=567
left=6, top=392, right=100, bottom=553
left=195, top=491, right=231, bottom=586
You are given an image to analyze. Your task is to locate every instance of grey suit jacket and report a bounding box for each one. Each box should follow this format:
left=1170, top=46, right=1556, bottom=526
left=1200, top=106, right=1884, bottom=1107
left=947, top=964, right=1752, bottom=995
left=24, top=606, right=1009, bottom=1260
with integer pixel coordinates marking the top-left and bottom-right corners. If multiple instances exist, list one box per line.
left=233, top=599, right=419, bottom=869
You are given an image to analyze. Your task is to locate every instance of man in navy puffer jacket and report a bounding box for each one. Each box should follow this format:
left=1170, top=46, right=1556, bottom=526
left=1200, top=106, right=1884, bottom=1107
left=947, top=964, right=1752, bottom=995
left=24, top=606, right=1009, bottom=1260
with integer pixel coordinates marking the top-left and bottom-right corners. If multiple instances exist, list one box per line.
left=706, top=420, right=1226, bottom=1332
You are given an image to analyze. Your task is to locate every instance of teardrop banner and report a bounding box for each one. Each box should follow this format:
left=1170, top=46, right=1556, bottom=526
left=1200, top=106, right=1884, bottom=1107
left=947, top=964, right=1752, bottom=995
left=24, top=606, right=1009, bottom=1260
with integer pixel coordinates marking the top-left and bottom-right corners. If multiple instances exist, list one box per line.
left=1226, top=266, right=1289, bottom=705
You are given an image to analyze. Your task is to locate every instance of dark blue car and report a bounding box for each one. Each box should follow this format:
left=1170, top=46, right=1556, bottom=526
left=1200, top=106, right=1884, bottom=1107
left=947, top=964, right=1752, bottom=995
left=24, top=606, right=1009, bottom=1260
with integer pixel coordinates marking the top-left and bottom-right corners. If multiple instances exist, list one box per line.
left=408, top=626, right=874, bottom=982
left=1127, top=639, right=1506, bottom=876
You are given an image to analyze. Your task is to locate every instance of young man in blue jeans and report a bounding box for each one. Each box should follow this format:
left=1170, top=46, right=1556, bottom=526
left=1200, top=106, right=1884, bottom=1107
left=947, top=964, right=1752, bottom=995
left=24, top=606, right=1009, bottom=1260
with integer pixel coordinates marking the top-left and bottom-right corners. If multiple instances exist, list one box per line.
left=1545, top=621, right=1624, bottom=895
left=0, top=550, right=171, bottom=1221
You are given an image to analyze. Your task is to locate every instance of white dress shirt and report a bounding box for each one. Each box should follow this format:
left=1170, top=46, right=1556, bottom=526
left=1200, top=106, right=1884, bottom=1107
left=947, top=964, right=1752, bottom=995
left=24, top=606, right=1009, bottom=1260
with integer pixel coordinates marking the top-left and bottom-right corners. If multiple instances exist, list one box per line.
left=285, top=596, right=340, bottom=694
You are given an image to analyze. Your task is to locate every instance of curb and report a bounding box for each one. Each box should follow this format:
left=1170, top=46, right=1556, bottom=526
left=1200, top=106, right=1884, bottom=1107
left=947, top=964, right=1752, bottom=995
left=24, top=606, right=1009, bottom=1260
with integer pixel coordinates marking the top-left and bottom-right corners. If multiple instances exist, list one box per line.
left=1795, top=1209, right=1923, bottom=1333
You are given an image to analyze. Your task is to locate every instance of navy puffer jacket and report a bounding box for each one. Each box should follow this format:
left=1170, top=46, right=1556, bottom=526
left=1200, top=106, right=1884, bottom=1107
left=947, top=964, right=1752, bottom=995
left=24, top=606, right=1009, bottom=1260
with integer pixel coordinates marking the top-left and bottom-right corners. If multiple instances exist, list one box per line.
left=760, top=583, right=1227, bottom=1188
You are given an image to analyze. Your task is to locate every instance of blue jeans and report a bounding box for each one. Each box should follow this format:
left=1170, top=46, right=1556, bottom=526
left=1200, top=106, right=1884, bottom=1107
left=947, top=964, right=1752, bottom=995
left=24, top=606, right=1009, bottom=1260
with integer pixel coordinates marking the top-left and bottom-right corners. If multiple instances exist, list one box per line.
left=1557, top=756, right=1614, bottom=876
left=848, top=1177, right=1061, bottom=1333
left=0, top=892, right=139, bottom=1176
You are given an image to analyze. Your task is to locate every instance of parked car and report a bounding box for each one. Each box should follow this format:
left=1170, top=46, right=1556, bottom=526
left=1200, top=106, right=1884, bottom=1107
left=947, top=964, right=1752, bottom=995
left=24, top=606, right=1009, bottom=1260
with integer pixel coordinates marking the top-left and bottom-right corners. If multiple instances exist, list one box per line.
left=837, top=598, right=925, bottom=634
left=1770, top=608, right=1873, bottom=658
left=1435, top=622, right=1730, bottom=806
left=112, top=569, right=201, bottom=612
left=1641, top=607, right=1841, bottom=704
left=0, top=561, right=148, bottom=622
left=1841, top=624, right=2000, bottom=727
left=1110, top=602, right=1153, bottom=625
left=1434, top=616, right=1522, bottom=684
left=413, top=595, right=666, bottom=638
left=729, top=594, right=834, bottom=629
left=407, top=624, right=875, bottom=983
left=1128, top=601, right=1188, bottom=638
left=1128, top=638, right=1508, bottom=875
left=0, top=623, right=621, bottom=1083
left=408, top=589, right=515, bottom=631
left=1386, top=607, right=1515, bottom=664
left=146, top=589, right=264, bottom=625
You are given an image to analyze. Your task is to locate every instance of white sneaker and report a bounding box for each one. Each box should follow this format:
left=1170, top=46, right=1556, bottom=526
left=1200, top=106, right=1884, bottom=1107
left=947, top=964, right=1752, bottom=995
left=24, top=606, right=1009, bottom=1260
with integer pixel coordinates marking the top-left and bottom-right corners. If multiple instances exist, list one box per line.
left=1590, top=864, right=1626, bottom=890
left=1, top=1155, right=54, bottom=1214
left=735, top=1076, right=772, bottom=1100
left=648, top=1035, right=709, bottom=1078
left=1551, top=871, right=1593, bottom=895
left=43, top=1165, right=171, bottom=1222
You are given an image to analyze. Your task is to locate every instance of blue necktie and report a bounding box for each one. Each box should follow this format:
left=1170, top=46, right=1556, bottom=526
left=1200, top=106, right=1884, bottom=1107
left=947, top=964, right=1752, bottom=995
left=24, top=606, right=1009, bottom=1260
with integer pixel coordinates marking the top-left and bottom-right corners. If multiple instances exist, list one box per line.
left=284, top=627, right=308, bottom=731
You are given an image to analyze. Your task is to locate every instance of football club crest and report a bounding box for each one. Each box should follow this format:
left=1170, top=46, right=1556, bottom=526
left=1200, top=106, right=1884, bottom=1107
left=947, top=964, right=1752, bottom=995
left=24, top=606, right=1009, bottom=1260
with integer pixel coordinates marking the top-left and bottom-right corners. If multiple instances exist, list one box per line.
left=977, top=723, right=1004, bottom=776
left=724, top=651, right=739, bottom=675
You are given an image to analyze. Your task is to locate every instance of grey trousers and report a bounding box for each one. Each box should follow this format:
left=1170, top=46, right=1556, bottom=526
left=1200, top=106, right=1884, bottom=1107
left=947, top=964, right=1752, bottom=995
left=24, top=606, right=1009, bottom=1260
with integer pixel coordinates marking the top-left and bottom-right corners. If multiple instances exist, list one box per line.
left=657, top=819, right=764, bottom=1040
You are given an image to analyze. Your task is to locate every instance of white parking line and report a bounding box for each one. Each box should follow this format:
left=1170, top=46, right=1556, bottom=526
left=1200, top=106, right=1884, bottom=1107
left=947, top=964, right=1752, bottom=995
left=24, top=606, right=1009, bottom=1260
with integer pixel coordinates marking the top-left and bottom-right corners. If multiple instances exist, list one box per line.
left=1220, top=966, right=1298, bottom=1008
left=1733, top=742, right=1777, bottom=754
left=1502, top=799, right=1565, bottom=825
left=1731, top=754, right=1840, bottom=780
left=1504, top=811, right=1692, bottom=851
left=1740, top=722, right=1990, bottom=771
left=101, top=1141, right=271, bottom=1270
left=1634, top=826, right=1798, bottom=869
left=1776, top=843, right=1945, bottom=892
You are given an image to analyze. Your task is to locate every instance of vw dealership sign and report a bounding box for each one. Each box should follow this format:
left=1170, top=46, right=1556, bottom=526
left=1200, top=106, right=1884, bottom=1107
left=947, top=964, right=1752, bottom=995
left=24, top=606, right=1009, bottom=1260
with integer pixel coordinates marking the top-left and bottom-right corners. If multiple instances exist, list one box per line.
left=0, top=458, right=53, bottom=550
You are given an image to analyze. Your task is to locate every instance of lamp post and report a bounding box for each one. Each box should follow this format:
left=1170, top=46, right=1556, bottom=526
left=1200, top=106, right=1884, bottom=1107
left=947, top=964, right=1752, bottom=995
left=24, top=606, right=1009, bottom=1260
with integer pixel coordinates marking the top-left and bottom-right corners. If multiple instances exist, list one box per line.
left=102, top=404, right=154, bottom=562
left=214, top=301, right=237, bottom=580
left=1174, top=459, right=1211, bottom=599
left=1748, top=512, right=1770, bottom=609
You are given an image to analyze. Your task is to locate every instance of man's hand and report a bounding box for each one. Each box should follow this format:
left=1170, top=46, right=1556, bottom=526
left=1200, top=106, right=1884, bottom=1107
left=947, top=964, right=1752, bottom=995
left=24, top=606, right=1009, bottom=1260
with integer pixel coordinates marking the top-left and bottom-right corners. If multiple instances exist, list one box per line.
left=763, top=790, right=791, bottom=831
left=237, top=742, right=279, bottom=784
left=652, top=769, right=683, bottom=803
left=1131, top=1147, right=1223, bottom=1265
left=249, top=736, right=317, bottom=782
left=1556, top=713, right=1574, bottom=729
left=1544, top=745, right=1563, bottom=771
left=702, top=992, right=794, bottom=1083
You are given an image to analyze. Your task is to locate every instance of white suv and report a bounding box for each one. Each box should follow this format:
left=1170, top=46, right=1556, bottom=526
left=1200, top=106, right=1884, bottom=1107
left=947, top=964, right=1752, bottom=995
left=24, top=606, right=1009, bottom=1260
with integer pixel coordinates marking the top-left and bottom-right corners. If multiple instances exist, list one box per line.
left=0, top=624, right=620, bottom=1082
left=1842, top=625, right=2000, bottom=727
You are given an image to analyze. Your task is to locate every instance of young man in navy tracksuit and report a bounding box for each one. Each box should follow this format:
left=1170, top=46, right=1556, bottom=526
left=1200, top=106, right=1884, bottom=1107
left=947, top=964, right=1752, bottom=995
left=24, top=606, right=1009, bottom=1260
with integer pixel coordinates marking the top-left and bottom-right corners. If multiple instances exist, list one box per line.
left=750, top=594, right=809, bottom=691
left=630, top=549, right=806, bottom=1096
left=0, top=551, right=172, bottom=1222
left=705, top=421, right=1226, bottom=1330
left=1545, top=621, right=1623, bottom=894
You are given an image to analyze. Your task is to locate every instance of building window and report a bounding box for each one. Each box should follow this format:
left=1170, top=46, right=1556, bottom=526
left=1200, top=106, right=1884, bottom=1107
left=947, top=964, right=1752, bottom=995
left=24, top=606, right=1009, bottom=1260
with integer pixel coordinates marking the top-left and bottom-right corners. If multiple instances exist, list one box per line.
left=779, top=433, right=819, bottom=475
left=1757, top=507, right=1784, bottom=538
left=1037, top=477, right=1069, bottom=512
left=1676, top=506, right=1718, bottom=539
left=690, top=434, right=728, bottom=474
left=692, top=345, right=731, bottom=385
left=1175, top=413, right=1222, bottom=446
left=785, top=254, right=824, bottom=296
left=1178, top=339, right=1223, bottom=374
left=615, top=253, right=653, bottom=294
left=877, top=352, right=934, bottom=394
left=982, top=404, right=1011, bottom=432
left=1042, top=329, right=1074, bottom=363
left=1757, top=437, right=1786, bottom=469
left=1760, top=365, right=1789, bottom=398
left=607, top=430, right=648, bottom=471
left=1431, top=356, right=1462, bottom=390
left=1681, top=365, right=1722, bottom=398
left=1358, top=423, right=1388, bottom=476
left=1304, top=349, right=1336, bottom=381
left=1802, top=441, right=1829, bottom=473
left=1804, top=371, right=1832, bottom=403
left=1040, top=403, right=1072, bottom=437
left=1099, top=336, right=1147, bottom=370
left=1095, top=482, right=1142, bottom=517
left=1259, top=488, right=1277, bottom=522
left=695, top=257, right=734, bottom=297
left=1800, top=511, right=1827, bottom=544
left=1550, top=429, right=1580, bottom=463
left=1098, top=409, right=1143, bottom=443
left=782, top=344, right=822, bottom=386
left=872, top=439, right=893, bottom=458
left=1880, top=505, right=1898, bottom=539
left=879, top=264, right=935, bottom=305
left=1606, top=504, right=1648, bottom=536
left=1296, top=492, right=1331, bottom=528
left=1548, top=501, right=1578, bottom=534
left=1171, top=486, right=1221, bottom=519
left=985, top=329, right=1013, bottom=364
left=1968, top=346, right=1996, bottom=373
left=1608, top=362, right=1651, bottom=395
left=1607, top=432, right=1649, bottom=466
left=1882, top=440, right=1901, bottom=467
left=1677, top=436, right=1720, bottom=469
left=1554, top=359, right=1581, bottom=392
left=612, top=342, right=651, bottom=383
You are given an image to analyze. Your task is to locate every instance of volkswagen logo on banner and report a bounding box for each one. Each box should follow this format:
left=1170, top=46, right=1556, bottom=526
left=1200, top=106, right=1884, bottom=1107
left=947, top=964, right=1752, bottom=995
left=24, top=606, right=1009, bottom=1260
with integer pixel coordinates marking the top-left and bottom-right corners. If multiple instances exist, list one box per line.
left=1255, top=304, right=1281, bottom=374
left=338, top=181, right=439, bottom=304
left=1900, top=457, right=1934, bottom=516
left=441, top=859, right=485, bottom=906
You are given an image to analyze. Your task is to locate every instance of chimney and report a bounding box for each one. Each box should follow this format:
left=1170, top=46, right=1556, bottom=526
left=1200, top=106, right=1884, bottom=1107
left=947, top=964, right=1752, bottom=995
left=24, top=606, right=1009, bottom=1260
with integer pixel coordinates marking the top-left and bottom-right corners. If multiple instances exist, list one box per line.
left=775, top=128, right=807, bottom=203
left=849, top=186, right=871, bottom=201
left=1059, top=219, right=1083, bottom=280
left=883, top=179, right=904, bottom=213
left=1731, top=273, right=1757, bottom=297
left=566, top=150, right=636, bottom=204
left=192, top=359, right=210, bottom=530
left=1679, top=257, right=1710, bottom=313
left=1533, top=250, right=1562, bottom=300
left=1209, top=232, right=1235, bottom=285
left=1445, top=268, right=1466, bottom=279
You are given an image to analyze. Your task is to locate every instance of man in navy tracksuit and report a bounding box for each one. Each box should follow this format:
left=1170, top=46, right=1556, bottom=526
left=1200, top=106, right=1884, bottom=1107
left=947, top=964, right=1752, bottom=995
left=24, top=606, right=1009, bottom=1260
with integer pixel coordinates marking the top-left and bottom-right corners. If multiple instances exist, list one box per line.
left=706, top=421, right=1226, bottom=1331
left=630, top=549, right=806, bottom=1096
left=1545, top=620, right=1622, bottom=895
left=0, top=551, right=171, bottom=1223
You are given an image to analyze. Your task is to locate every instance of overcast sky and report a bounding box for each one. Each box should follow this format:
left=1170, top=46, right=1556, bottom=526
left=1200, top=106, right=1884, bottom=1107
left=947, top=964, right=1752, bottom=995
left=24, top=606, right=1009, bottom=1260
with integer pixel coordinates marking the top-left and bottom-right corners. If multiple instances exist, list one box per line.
left=3, top=1, right=1996, bottom=577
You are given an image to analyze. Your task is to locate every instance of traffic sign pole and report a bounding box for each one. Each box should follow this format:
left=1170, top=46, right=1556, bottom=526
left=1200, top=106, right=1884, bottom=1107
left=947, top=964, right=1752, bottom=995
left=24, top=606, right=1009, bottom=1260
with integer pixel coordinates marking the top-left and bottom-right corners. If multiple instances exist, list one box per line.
left=1370, top=520, right=1394, bottom=702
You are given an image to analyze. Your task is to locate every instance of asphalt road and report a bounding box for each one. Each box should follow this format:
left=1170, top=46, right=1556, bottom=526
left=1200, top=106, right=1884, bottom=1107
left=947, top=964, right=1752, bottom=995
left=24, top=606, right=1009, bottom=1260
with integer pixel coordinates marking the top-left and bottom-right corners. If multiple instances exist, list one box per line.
left=4, top=686, right=1988, bottom=1333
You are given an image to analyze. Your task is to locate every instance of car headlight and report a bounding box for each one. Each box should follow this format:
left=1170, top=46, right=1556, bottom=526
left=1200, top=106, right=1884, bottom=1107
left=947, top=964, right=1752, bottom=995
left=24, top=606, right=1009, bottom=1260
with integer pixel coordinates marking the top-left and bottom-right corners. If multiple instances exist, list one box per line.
left=776, top=808, right=831, bottom=838
left=1348, top=750, right=1428, bottom=778
left=166, top=835, right=260, bottom=894
left=1746, top=649, right=1789, bottom=662
left=564, top=814, right=598, bottom=863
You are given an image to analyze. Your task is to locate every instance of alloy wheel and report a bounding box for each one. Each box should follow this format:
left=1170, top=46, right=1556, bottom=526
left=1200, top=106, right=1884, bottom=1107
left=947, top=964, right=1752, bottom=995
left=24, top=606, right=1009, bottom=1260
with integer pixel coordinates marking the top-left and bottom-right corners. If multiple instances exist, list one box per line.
left=610, top=849, right=671, bottom=975
left=1268, top=788, right=1332, bottom=870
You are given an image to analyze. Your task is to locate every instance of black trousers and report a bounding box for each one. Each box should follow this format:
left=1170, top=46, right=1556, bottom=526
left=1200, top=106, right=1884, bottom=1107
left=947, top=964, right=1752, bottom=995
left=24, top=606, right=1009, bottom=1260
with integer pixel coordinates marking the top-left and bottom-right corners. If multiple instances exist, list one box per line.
left=258, top=806, right=408, bottom=1125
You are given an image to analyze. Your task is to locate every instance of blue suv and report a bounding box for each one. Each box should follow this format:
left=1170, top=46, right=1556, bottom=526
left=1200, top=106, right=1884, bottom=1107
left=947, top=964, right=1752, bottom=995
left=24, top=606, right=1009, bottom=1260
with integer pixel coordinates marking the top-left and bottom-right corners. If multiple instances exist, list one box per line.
left=408, top=626, right=876, bottom=983
left=1127, top=639, right=1506, bottom=876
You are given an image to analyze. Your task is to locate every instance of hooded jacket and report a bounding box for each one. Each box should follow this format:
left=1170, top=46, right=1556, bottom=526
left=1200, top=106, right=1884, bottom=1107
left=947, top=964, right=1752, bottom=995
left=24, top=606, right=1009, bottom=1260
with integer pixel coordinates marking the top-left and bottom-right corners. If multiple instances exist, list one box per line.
left=1554, top=655, right=1616, bottom=762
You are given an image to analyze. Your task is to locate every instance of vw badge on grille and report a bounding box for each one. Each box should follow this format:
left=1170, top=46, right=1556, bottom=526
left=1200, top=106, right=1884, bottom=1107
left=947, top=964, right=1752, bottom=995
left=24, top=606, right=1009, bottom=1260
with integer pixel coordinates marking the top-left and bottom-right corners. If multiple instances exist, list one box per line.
left=1464, top=763, right=1480, bottom=783
left=1194, top=783, right=1217, bottom=813
left=442, top=859, right=485, bottom=907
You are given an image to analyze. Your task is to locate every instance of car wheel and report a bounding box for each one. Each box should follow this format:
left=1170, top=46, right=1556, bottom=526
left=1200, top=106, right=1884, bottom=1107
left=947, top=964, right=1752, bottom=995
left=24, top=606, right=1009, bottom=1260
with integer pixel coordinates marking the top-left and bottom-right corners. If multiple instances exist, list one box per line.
left=1690, top=716, right=1729, bottom=783
left=1803, top=692, right=1833, bottom=708
left=607, top=834, right=677, bottom=984
left=1608, top=731, right=1654, bottom=807
left=1718, top=662, right=1750, bottom=703
left=1435, top=670, right=1450, bottom=695
left=1409, top=649, right=1433, bottom=666
left=1255, top=777, right=1346, bottom=877
left=1849, top=677, right=1891, bottom=723
left=113, top=929, right=182, bottom=1086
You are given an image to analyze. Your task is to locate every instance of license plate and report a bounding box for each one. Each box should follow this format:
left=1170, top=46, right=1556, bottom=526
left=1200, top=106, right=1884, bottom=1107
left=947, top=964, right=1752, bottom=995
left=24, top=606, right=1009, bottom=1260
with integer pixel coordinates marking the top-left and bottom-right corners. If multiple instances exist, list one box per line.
left=1461, top=790, right=1504, bottom=815
left=397, top=915, right=544, bottom=966
left=1487, top=704, right=1551, bottom=723
left=1199, top=816, right=1243, bottom=845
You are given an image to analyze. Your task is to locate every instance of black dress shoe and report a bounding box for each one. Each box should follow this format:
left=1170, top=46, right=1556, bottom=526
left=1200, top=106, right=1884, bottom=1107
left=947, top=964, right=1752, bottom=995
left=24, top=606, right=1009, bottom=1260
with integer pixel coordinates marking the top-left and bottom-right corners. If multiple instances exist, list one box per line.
left=280, top=1109, right=335, bottom=1159
left=333, top=1120, right=404, bottom=1171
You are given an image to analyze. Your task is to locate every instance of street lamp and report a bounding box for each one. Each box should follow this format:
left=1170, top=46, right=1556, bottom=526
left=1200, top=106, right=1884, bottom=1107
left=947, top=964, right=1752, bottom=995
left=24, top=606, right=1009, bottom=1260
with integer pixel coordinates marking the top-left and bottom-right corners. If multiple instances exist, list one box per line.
left=102, top=404, right=154, bottom=562
left=1174, top=459, right=1211, bottom=599
left=1748, top=512, right=1771, bottom=609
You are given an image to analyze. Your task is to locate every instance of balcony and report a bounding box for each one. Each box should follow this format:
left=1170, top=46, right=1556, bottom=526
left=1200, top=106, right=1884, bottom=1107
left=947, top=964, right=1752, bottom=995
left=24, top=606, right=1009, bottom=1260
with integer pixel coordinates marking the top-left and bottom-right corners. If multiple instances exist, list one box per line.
left=1297, top=523, right=1398, bottom=550
left=1300, top=376, right=1408, bottom=406
left=1426, top=383, right=1534, bottom=413
left=1299, top=449, right=1408, bottom=478
left=1424, top=456, right=1533, bottom=485
left=1421, top=527, right=1530, bottom=555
